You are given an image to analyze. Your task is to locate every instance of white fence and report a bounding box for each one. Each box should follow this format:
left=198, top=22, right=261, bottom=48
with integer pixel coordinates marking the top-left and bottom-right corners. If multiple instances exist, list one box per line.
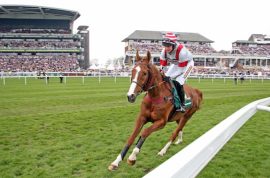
left=0, top=75, right=127, bottom=85
left=143, top=97, right=270, bottom=178
left=1, top=75, right=270, bottom=86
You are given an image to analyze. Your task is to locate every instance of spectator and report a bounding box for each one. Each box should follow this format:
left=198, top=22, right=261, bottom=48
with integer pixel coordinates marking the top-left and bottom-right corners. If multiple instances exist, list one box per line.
left=240, top=72, right=245, bottom=84
left=59, top=73, right=64, bottom=83
left=233, top=72, right=238, bottom=85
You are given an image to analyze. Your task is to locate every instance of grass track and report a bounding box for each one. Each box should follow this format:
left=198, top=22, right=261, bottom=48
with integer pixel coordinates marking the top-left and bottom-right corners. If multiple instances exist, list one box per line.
left=0, top=77, right=269, bottom=178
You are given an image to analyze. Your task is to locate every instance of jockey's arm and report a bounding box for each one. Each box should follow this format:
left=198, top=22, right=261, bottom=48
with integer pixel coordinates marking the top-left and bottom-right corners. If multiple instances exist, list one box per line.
left=179, top=47, right=193, bottom=62
left=159, top=53, right=167, bottom=74
left=174, top=47, right=194, bottom=81
left=159, top=48, right=168, bottom=68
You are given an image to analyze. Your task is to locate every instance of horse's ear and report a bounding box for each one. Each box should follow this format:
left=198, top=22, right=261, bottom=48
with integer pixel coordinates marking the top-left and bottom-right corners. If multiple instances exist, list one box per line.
left=146, top=51, right=151, bottom=63
left=136, top=50, right=141, bottom=62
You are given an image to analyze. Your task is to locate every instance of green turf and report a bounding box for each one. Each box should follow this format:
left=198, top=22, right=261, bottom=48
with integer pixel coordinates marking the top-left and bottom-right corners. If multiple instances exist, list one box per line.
left=0, top=77, right=269, bottom=178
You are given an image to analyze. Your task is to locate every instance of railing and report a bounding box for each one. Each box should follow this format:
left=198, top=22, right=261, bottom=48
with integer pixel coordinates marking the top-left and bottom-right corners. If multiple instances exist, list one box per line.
left=1, top=75, right=270, bottom=86
left=143, top=97, right=270, bottom=178
left=0, top=72, right=270, bottom=79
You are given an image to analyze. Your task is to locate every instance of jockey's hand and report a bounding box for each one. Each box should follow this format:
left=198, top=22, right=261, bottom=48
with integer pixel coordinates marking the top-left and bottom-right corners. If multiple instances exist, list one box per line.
left=159, top=66, right=165, bottom=74
left=163, top=76, right=171, bottom=83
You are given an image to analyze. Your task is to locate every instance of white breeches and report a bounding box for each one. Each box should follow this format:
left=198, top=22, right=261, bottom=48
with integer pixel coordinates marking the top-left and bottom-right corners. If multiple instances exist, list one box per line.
left=165, top=61, right=194, bottom=85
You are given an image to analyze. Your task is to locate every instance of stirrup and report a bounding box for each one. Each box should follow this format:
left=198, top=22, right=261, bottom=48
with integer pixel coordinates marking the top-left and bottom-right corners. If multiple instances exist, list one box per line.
left=176, top=106, right=186, bottom=113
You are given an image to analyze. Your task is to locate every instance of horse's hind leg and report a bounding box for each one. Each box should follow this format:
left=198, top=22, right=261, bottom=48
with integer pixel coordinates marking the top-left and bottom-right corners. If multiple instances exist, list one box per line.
left=108, top=116, right=146, bottom=171
left=157, top=116, right=185, bottom=156
left=158, top=112, right=193, bottom=156
left=174, top=110, right=196, bottom=144
left=173, top=117, right=188, bottom=145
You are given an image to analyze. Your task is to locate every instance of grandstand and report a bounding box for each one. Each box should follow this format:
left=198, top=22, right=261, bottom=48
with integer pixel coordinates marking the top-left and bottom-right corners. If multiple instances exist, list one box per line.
left=122, top=30, right=270, bottom=75
left=1, top=6, right=269, bottom=77
left=0, top=5, right=89, bottom=73
left=122, top=30, right=216, bottom=66
left=232, top=34, right=270, bottom=68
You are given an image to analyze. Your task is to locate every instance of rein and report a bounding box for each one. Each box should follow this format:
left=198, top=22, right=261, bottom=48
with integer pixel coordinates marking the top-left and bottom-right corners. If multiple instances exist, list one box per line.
left=131, top=61, right=175, bottom=105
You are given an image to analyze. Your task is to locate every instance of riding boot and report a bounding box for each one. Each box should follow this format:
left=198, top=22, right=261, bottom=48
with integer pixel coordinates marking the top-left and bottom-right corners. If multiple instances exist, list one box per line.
left=179, top=84, right=186, bottom=110
left=175, top=82, right=186, bottom=113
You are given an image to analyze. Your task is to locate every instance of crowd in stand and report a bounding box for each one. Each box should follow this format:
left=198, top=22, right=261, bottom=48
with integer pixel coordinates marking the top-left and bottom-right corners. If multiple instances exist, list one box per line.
left=193, top=67, right=270, bottom=77
left=128, top=42, right=270, bottom=57
left=0, top=39, right=80, bottom=49
left=0, top=27, right=81, bottom=72
left=128, top=42, right=162, bottom=53
left=185, top=43, right=216, bottom=54
left=127, top=42, right=217, bottom=55
left=0, top=36, right=270, bottom=75
left=0, top=28, right=70, bottom=34
left=123, top=42, right=270, bottom=77
left=236, top=45, right=270, bottom=56
left=0, top=54, right=79, bottom=72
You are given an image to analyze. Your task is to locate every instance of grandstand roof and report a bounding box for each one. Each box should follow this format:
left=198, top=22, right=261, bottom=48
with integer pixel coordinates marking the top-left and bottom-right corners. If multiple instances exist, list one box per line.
left=122, top=30, right=214, bottom=43
left=233, top=40, right=256, bottom=44
left=248, top=34, right=265, bottom=41
left=77, top=26, right=89, bottom=31
left=0, top=5, right=80, bottom=22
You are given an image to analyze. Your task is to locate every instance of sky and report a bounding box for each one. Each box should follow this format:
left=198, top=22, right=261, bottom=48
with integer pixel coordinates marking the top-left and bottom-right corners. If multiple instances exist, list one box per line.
left=3, top=0, right=270, bottom=64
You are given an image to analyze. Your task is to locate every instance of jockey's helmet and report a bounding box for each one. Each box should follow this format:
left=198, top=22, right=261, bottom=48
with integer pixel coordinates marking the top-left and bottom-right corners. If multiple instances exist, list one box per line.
left=162, top=32, right=177, bottom=47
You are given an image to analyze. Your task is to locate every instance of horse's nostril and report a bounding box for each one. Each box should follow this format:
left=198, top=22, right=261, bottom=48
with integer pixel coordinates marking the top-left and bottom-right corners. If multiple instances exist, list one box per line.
left=127, top=94, right=136, bottom=103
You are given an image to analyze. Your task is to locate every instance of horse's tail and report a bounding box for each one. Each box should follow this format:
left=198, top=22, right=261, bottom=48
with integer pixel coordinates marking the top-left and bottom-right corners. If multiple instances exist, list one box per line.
left=194, top=88, right=203, bottom=110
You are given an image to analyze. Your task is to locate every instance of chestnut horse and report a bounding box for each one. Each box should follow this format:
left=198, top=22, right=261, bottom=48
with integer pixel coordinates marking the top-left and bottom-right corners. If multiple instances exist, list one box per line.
left=108, top=51, right=203, bottom=171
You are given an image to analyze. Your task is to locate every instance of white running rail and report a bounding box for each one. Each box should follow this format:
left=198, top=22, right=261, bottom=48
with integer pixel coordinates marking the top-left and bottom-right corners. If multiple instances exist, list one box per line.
left=143, top=97, right=270, bottom=178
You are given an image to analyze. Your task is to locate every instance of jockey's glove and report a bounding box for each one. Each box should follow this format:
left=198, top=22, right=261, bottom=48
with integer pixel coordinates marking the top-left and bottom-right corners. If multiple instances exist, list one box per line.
left=159, top=66, right=165, bottom=73
left=163, top=76, right=171, bottom=83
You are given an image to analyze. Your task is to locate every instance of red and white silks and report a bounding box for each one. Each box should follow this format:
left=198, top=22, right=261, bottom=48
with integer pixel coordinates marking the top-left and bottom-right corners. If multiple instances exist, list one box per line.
left=166, top=60, right=194, bottom=85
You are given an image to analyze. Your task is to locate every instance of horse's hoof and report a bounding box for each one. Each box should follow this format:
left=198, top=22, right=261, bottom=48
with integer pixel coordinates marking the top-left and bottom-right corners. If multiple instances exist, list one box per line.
left=127, top=159, right=136, bottom=166
left=158, top=151, right=165, bottom=156
left=108, top=164, right=118, bottom=171
left=174, top=140, right=182, bottom=145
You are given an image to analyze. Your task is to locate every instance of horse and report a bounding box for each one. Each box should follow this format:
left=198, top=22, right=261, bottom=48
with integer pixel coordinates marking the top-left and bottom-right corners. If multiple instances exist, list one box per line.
left=108, top=50, right=203, bottom=171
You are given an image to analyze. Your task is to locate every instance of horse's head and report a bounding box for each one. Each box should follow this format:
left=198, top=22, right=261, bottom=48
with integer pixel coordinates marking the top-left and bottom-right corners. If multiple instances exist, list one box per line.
left=127, top=50, right=152, bottom=103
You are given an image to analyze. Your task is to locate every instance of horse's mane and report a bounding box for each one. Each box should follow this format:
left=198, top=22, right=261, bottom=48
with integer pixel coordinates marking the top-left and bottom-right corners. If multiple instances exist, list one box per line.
left=149, top=63, right=163, bottom=81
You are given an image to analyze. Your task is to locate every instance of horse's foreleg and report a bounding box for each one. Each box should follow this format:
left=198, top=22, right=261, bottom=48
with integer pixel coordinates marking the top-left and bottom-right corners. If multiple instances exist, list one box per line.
left=128, top=119, right=166, bottom=164
left=127, top=136, right=145, bottom=165
left=108, top=116, right=146, bottom=171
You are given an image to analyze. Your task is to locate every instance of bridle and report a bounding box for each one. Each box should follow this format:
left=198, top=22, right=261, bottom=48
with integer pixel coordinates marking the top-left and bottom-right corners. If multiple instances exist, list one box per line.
left=131, top=62, right=164, bottom=94
left=131, top=63, right=152, bottom=94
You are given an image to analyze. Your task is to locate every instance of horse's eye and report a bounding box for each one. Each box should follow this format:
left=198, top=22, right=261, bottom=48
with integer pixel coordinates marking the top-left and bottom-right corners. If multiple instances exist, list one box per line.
left=143, top=72, right=147, bottom=76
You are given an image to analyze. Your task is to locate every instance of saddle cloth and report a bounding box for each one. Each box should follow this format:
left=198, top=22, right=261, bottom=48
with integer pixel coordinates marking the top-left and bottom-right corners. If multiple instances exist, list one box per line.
left=172, top=87, right=192, bottom=109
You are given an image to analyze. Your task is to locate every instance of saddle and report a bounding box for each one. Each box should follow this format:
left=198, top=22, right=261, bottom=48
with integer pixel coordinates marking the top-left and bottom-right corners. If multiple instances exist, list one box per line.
left=163, top=76, right=192, bottom=109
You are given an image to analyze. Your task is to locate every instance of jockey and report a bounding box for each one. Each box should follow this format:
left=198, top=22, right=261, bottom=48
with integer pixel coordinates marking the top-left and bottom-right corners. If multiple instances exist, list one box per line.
left=160, top=32, right=194, bottom=113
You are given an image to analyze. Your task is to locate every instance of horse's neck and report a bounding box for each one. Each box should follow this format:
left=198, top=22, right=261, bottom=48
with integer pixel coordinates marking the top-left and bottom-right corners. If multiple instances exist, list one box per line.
left=148, top=65, right=163, bottom=98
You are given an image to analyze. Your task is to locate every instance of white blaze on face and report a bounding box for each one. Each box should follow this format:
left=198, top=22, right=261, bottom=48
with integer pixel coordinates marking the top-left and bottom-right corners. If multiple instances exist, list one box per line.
left=127, top=66, right=141, bottom=96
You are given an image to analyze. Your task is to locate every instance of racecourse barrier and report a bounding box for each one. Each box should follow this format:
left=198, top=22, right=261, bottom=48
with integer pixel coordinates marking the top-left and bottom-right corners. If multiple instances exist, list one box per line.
left=143, top=97, right=270, bottom=178
left=1, top=75, right=270, bottom=86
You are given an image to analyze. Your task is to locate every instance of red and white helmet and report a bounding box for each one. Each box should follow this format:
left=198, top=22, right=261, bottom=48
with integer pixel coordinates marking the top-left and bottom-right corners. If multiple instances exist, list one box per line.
left=162, top=32, right=177, bottom=47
